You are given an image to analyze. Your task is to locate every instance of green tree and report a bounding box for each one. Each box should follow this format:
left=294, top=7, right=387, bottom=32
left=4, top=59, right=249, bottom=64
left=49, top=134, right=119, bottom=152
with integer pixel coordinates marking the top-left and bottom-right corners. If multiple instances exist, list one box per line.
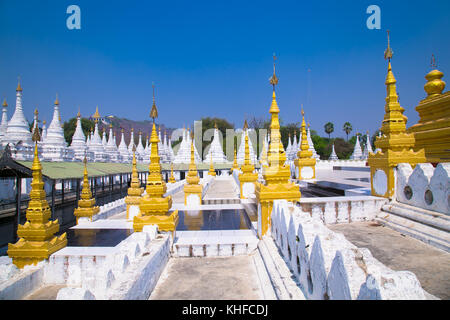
left=343, top=122, right=353, bottom=141
left=324, top=122, right=334, bottom=139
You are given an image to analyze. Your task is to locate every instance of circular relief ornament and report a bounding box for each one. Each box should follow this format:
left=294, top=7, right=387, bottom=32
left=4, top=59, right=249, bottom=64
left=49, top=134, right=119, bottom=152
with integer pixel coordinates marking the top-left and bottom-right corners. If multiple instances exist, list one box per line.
left=373, top=169, right=387, bottom=196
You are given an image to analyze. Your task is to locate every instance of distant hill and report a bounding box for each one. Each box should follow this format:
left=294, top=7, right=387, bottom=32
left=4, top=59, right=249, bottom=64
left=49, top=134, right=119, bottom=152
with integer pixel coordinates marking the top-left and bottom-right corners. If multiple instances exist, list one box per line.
left=97, top=116, right=176, bottom=146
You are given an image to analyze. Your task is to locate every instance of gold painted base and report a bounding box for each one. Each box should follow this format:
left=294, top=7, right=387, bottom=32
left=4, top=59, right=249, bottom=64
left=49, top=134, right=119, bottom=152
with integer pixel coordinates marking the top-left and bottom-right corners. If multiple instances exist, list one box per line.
left=8, top=234, right=67, bottom=269
left=133, top=210, right=179, bottom=233
left=184, top=184, right=203, bottom=205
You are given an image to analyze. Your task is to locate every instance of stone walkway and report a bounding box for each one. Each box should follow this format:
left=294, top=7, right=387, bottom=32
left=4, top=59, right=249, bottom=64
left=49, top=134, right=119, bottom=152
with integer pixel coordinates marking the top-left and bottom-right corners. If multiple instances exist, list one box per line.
left=204, top=179, right=238, bottom=200
left=328, top=221, right=450, bottom=300
left=149, top=256, right=264, bottom=300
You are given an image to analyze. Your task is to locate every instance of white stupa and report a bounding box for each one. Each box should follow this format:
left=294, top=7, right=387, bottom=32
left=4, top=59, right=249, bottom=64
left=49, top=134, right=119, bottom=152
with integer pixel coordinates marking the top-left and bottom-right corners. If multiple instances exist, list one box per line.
left=88, top=117, right=108, bottom=162
left=142, top=135, right=151, bottom=164
left=40, top=96, right=74, bottom=162
left=101, top=127, right=108, bottom=148
left=105, top=124, right=119, bottom=162
left=3, top=81, right=34, bottom=160
left=306, top=125, right=320, bottom=160
left=0, top=99, right=8, bottom=143
left=292, top=131, right=298, bottom=158
left=118, top=128, right=131, bottom=163
left=135, top=130, right=145, bottom=161
left=237, top=121, right=257, bottom=165
left=362, top=131, right=373, bottom=160
left=128, top=128, right=135, bottom=155
left=329, top=143, right=338, bottom=160
left=69, top=111, right=91, bottom=161
left=259, top=133, right=269, bottom=165
left=173, top=127, right=201, bottom=164
left=374, top=131, right=382, bottom=154
left=350, top=134, right=363, bottom=160
left=285, top=133, right=293, bottom=160
left=204, top=124, right=227, bottom=163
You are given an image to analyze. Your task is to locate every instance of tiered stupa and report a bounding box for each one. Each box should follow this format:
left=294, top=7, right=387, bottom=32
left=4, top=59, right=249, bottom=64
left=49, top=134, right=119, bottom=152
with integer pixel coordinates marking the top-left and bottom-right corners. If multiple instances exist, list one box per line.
left=368, top=31, right=426, bottom=198
left=105, top=124, right=119, bottom=162
left=74, top=157, right=100, bottom=223
left=329, top=143, right=339, bottom=160
left=295, top=108, right=317, bottom=180
left=3, top=80, right=34, bottom=160
left=40, top=95, right=73, bottom=162
left=362, top=131, right=373, bottom=160
left=125, top=149, right=144, bottom=221
left=168, top=164, right=176, bottom=183
left=239, top=128, right=258, bottom=199
left=350, top=133, right=363, bottom=160
left=184, top=132, right=203, bottom=205
left=285, top=133, right=293, bottom=160
left=204, top=123, right=228, bottom=164
left=259, top=133, right=269, bottom=166
left=136, top=130, right=145, bottom=161
left=41, top=120, right=47, bottom=142
left=118, top=128, right=131, bottom=163
left=7, top=129, right=67, bottom=268
left=0, top=99, right=8, bottom=142
left=69, top=111, right=91, bottom=162
left=231, top=147, right=239, bottom=173
left=307, top=124, right=320, bottom=159
left=88, top=110, right=108, bottom=162
left=128, top=128, right=135, bottom=155
left=208, top=154, right=217, bottom=177
left=255, top=56, right=301, bottom=238
left=133, top=84, right=179, bottom=232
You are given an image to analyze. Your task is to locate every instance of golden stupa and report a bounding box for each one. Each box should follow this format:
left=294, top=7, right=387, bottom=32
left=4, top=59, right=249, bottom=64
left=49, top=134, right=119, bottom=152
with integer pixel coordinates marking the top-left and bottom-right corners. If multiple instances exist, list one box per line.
left=74, top=156, right=100, bottom=223
left=184, top=132, right=203, bottom=205
left=294, top=107, right=316, bottom=179
left=239, top=120, right=258, bottom=199
left=133, top=84, right=179, bottom=233
left=368, top=31, right=426, bottom=198
left=8, top=119, right=67, bottom=268
left=255, top=55, right=301, bottom=238
left=125, top=148, right=144, bottom=220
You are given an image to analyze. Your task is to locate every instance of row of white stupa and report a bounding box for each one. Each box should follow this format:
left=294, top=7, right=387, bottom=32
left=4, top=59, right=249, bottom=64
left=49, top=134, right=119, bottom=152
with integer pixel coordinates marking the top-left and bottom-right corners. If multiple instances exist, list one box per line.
left=0, top=82, right=372, bottom=163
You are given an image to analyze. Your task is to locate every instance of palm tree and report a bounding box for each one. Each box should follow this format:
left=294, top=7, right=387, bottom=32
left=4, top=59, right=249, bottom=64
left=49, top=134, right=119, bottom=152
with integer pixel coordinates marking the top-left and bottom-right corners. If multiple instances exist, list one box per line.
left=324, top=122, right=334, bottom=139
left=343, top=122, right=352, bottom=141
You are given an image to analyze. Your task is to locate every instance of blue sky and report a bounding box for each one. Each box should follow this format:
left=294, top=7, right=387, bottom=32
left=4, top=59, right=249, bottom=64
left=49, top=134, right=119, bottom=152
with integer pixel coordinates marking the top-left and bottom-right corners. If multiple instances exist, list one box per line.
left=0, top=0, right=449, bottom=137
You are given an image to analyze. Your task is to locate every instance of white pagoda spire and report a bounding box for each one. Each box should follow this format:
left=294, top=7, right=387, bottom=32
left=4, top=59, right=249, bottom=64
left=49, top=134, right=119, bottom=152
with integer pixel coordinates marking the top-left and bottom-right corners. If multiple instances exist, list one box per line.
left=135, top=130, right=145, bottom=160
left=101, top=127, right=107, bottom=147
left=88, top=117, right=108, bottom=162
left=118, top=128, right=131, bottom=162
left=204, top=123, right=227, bottom=163
left=104, top=124, right=119, bottom=162
left=128, top=128, right=135, bottom=154
left=3, top=80, right=34, bottom=154
left=306, top=124, right=320, bottom=159
left=362, top=131, right=373, bottom=159
left=350, top=133, right=363, bottom=160
left=0, top=99, right=8, bottom=143
left=41, top=95, right=74, bottom=161
left=329, top=143, right=338, bottom=160
left=69, top=110, right=90, bottom=161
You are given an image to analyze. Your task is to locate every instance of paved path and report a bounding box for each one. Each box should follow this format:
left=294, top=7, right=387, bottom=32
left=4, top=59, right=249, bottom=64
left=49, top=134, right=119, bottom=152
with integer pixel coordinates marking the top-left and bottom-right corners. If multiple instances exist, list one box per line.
left=328, top=221, right=450, bottom=300
left=149, top=256, right=264, bottom=300
left=204, top=179, right=238, bottom=200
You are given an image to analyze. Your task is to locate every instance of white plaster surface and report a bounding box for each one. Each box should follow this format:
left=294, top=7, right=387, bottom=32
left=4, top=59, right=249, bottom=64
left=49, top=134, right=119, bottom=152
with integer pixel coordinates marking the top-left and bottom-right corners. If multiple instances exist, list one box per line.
left=270, top=200, right=427, bottom=300
left=373, top=169, right=387, bottom=196
left=301, top=166, right=314, bottom=179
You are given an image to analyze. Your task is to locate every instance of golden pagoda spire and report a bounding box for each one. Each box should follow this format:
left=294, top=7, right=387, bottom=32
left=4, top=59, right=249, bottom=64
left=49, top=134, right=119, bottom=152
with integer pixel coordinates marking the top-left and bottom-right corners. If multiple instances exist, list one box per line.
left=3, top=99, right=8, bottom=107
left=168, top=163, right=176, bottom=183
left=8, top=141, right=67, bottom=268
left=368, top=31, right=425, bottom=198
left=54, top=93, right=59, bottom=106
left=74, top=156, right=100, bottom=223
left=208, top=153, right=216, bottom=177
left=239, top=122, right=258, bottom=199
left=125, top=149, right=144, bottom=220
left=184, top=131, right=203, bottom=205
left=150, top=82, right=158, bottom=121
left=255, top=55, right=301, bottom=238
left=295, top=106, right=316, bottom=179
left=92, top=106, right=101, bottom=123
left=134, top=85, right=178, bottom=232
left=231, top=145, right=239, bottom=173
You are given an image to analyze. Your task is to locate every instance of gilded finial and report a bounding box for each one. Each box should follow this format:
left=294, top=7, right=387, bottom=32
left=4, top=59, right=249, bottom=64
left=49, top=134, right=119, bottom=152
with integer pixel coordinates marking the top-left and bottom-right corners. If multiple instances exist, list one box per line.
left=34, top=108, right=38, bottom=116
left=431, top=54, right=437, bottom=69
left=54, top=93, right=59, bottom=105
left=243, top=119, right=248, bottom=130
left=384, top=30, right=393, bottom=61
left=77, top=106, right=81, bottom=118
left=32, top=113, right=41, bottom=143
left=92, top=106, right=101, bottom=123
left=43, top=120, right=46, bottom=125
left=2, top=99, right=7, bottom=107
left=16, top=76, right=22, bottom=92
left=150, top=82, right=158, bottom=122
left=269, top=53, right=278, bottom=88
